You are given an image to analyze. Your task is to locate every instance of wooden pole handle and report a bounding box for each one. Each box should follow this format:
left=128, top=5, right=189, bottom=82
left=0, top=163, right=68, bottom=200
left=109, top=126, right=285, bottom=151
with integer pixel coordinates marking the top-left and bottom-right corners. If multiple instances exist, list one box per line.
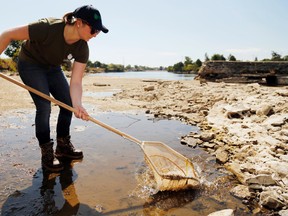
left=0, top=73, right=142, bottom=145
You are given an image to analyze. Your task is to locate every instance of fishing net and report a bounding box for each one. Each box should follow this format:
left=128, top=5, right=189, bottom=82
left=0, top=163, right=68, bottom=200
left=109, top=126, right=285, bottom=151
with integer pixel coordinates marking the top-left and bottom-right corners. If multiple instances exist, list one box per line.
left=142, top=141, right=200, bottom=191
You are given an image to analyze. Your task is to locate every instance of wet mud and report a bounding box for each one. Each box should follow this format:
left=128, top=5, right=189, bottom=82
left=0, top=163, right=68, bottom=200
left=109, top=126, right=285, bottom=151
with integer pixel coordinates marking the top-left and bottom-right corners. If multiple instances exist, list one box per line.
left=0, top=109, right=251, bottom=215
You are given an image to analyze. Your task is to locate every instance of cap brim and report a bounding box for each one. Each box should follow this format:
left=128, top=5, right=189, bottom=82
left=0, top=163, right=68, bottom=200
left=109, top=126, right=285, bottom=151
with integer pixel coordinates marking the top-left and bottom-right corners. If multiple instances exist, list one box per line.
left=101, top=25, right=109, bottom=33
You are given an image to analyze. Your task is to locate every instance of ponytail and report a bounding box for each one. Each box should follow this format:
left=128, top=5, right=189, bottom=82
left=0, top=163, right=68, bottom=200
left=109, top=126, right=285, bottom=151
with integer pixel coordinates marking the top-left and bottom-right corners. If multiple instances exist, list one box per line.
left=63, top=12, right=76, bottom=25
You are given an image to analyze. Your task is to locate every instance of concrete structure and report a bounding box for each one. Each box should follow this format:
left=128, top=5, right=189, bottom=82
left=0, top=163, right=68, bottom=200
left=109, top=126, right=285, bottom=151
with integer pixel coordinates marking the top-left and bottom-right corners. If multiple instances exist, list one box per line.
left=197, top=61, right=288, bottom=85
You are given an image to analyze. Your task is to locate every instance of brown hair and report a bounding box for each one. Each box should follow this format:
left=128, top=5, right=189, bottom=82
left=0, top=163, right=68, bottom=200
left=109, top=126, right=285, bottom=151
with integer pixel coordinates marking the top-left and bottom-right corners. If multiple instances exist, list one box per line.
left=63, top=12, right=76, bottom=25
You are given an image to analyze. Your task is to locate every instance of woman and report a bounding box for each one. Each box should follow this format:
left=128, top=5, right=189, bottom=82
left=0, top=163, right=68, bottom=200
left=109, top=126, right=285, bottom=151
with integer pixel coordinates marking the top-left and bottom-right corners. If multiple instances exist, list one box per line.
left=0, top=5, right=108, bottom=172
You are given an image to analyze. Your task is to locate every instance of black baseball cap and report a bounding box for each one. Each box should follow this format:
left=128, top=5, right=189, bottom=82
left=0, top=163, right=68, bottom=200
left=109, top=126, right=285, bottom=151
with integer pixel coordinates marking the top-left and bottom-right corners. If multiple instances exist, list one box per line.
left=73, top=5, right=109, bottom=33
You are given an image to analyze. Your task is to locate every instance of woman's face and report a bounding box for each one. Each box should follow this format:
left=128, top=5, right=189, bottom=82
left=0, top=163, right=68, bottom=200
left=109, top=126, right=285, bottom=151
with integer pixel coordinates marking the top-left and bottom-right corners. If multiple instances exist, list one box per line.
left=78, top=19, right=100, bottom=41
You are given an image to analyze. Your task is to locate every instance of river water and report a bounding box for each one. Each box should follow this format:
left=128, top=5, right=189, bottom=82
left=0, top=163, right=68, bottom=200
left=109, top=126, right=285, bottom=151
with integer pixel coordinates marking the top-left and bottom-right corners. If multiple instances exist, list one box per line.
left=91, top=71, right=196, bottom=81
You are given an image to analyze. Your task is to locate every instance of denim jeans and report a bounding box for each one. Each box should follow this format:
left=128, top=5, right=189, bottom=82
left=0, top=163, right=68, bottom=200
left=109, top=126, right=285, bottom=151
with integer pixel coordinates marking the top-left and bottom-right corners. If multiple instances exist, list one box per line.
left=18, top=60, right=72, bottom=145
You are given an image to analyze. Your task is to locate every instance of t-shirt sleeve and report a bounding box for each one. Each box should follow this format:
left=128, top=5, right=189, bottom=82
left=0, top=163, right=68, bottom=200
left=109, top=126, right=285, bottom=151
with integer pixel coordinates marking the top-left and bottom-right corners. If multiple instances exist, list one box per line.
left=73, top=41, right=89, bottom=64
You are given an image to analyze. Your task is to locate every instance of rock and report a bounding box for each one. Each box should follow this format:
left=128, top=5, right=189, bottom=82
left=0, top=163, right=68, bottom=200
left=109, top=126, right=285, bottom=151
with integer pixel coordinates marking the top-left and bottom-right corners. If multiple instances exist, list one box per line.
left=203, top=142, right=216, bottom=148
left=246, top=175, right=276, bottom=189
left=265, top=161, right=288, bottom=177
left=93, top=83, right=110, bottom=86
left=144, top=93, right=157, bottom=102
left=259, top=190, right=286, bottom=209
left=180, top=136, right=202, bottom=148
left=200, top=132, right=215, bottom=142
left=224, top=103, right=251, bottom=119
left=279, top=210, right=288, bottom=216
left=207, top=209, right=234, bottom=216
left=276, top=90, right=288, bottom=97
left=256, top=104, right=273, bottom=116
left=230, top=185, right=251, bottom=199
left=144, top=85, right=155, bottom=91
left=215, top=148, right=229, bottom=163
left=225, top=162, right=247, bottom=184
left=264, top=114, right=288, bottom=127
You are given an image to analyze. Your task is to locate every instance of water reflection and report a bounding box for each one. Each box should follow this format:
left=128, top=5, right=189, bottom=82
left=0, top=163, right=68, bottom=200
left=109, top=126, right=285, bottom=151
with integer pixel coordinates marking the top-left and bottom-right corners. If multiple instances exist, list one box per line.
left=1, top=160, right=100, bottom=216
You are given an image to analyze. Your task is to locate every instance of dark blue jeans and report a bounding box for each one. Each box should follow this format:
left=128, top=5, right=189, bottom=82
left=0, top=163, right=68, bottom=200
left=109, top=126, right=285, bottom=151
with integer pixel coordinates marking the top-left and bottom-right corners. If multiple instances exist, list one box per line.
left=18, top=60, right=72, bottom=145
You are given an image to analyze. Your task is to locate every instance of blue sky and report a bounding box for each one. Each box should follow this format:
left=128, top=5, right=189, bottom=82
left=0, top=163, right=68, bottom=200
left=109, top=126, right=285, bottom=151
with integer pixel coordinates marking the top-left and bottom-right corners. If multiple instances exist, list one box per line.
left=1, top=0, right=288, bottom=67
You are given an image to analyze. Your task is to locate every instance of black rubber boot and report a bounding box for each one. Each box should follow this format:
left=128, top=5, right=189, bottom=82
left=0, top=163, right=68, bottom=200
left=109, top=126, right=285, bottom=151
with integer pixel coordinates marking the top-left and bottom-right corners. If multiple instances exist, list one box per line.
left=40, top=141, right=64, bottom=172
left=55, top=135, right=83, bottom=160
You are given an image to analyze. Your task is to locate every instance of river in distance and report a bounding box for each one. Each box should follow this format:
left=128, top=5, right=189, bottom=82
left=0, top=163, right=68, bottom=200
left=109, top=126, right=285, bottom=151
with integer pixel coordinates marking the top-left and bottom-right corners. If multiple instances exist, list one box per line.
left=91, top=70, right=196, bottom=81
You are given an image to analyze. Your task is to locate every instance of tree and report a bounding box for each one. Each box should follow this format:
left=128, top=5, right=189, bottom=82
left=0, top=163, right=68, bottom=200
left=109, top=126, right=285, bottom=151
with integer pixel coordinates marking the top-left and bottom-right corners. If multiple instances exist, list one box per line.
left=227, top=54, right=236, bottom=61
left=173, top=62, right=184, bottom=72
left=195, top=59, right=202, bottom=67
left=204, top=53, right=210, bottom=61
left=283, top=55, right=288, bottom=61
left=125, top=64, right=132, bottom=71
left=211, top=54, right=226, bottom=61
left=86, top=60, right=93, bottom=67
left=4, top=40, right=22, bottom=62
left=184, top=56, right=193, bottom=66
left=0, top=58, right=17, bottom=72
left=271, top=51, right=282, bottom=61
left=94, top=61, right=102, bottom=67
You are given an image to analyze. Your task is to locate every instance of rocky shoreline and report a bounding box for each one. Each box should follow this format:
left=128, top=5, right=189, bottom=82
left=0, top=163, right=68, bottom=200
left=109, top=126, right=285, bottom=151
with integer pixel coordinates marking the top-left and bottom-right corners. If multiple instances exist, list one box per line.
left=108, top=79, right=288, bottom=214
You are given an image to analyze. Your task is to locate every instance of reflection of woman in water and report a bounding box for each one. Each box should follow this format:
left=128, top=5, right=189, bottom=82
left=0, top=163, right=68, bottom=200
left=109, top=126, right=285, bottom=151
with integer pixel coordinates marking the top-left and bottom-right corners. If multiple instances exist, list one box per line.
left=1, top=162, right=100, bottom=215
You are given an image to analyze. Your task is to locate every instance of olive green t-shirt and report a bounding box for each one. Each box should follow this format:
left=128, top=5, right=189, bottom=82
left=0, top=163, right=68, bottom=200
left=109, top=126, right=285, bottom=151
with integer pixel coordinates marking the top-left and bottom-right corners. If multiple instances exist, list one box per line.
left=19, top=18, right=89, bottom=66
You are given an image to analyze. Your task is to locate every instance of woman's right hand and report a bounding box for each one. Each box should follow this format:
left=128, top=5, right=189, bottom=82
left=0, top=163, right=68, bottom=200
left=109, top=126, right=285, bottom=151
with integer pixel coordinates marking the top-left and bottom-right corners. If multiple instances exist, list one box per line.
left=74, top=105, right=89, bottom=121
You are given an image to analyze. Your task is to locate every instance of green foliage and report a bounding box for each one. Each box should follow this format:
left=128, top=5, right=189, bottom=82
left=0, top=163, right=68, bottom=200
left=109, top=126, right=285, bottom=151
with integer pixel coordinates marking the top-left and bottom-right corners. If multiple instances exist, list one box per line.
left=61, top=59, right=72, bottom=71
left=261, top=51, right=288, bottom=61
left=184, top=56, right=193, bottom=65
left=204, top=53, right=210, bottom=61
left=271, top=51, right=282, bottom=61
left=106, top=63, right=124, bottom=72
left=0, top=58, right=17, bottom=72
left=211, top=54, right=226, bottom=61
left=87, top=60, right=159, bottom=72
left=167, top=56, right=201, bottom=73
left=4, top=40, right=22, bottom=62
left=125, top=64, right=132, bottom=71
left=173, top=61, right=184, bottom=72
left=283, top=55, right=288, bottom=61
left=195, top=59, right=202, bottom=67
left=228, top=54, right=236, bottom=61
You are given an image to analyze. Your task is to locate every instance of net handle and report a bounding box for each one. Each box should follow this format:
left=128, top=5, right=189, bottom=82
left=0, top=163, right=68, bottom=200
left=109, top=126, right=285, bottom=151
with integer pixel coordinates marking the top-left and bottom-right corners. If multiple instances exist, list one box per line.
left=0, top=73, right=142, bottom=145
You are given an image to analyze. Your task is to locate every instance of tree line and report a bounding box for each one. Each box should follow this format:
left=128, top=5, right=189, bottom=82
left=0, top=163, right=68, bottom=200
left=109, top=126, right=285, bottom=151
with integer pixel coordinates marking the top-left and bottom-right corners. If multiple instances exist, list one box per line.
left=1, top=40, right=287, bottom=73
left=167, top=52, right=288, bottom=73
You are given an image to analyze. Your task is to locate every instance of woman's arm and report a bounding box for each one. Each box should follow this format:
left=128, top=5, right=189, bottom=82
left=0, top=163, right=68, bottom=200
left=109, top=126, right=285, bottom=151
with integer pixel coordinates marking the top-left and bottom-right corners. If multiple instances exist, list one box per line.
left=0, top=25, right=29, bottom=55
left=70, top=61, right=89, bottom=120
